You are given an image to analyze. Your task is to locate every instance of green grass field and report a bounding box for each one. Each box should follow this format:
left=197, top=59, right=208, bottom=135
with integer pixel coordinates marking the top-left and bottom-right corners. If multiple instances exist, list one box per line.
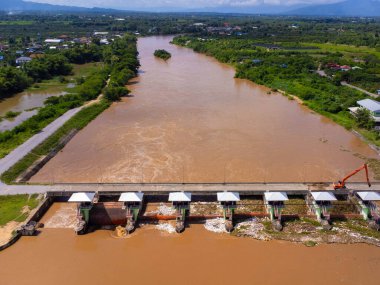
left=302, top=42, right=380, bottom=59
left=0, top=21, right=35, bottom=25
left=0, top=194, right=40, bottom=226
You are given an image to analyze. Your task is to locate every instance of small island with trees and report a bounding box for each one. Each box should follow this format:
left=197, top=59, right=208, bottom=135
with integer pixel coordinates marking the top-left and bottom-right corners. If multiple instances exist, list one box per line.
left=154, top=49, right=171, bottom=60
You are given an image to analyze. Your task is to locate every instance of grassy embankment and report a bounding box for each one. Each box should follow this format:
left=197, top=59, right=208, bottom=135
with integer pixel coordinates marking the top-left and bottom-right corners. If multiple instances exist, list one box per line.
left=1, top=99, right=110, bottom=184
left=0, top=64, right=108, bottom=158
left=0, top=194, right=41, bottom=226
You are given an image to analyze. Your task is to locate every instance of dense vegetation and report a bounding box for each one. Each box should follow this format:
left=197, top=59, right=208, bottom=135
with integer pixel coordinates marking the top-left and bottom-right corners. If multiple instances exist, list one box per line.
left=0, top=66, right=30, bottom=95
left=103, top=35, right=139, bottom=101
left=154, top=49, right=171, bottom=60
left=173, top=35, right=380, bottom=145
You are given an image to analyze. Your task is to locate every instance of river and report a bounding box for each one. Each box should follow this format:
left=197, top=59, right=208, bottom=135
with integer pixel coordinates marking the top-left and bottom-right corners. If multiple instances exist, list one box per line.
left=31, top=36, right=377, bottom=183
left=0, top=224, right=379, bottom=285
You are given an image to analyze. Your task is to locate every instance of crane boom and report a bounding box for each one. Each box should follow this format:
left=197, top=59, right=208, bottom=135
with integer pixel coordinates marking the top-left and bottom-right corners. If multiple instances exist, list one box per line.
left=333, top=164, right=371, bottom=190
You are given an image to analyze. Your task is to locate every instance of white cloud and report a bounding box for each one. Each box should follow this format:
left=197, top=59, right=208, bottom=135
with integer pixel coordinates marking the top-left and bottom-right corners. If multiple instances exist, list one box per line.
left=27, top=0, right=344, bottom=9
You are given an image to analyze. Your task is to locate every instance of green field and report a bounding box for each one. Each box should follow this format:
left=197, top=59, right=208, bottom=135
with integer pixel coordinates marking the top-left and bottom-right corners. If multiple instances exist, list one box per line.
left=303, top=42, right=380, bottom=59
left=0, top=21, right=35, bottom=25
left=0, top=194, right=41, bottom=226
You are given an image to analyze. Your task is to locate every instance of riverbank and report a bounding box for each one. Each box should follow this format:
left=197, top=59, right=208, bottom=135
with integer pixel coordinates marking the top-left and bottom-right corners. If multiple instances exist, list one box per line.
left=0, top=100, right=110, bottom=184
left=0, top=194, right=43, bottom=246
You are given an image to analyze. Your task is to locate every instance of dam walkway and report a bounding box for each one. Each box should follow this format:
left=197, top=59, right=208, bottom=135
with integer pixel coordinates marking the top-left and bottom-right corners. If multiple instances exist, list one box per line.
left=0, top=182, right=378, bottom=196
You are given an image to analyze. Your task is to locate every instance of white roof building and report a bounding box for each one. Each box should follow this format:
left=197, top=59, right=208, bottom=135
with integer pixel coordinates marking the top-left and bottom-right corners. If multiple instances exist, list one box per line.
left=68, top=192, right=96, bottom=203
left=94, top=32, right=109, bottom=36
left=100, top=39, right=110, bottom=45
left=264, top=192, right=289, bottom=202
left=119, top=192, right=144, bottom=202
left=15, top=56, right=32, bottom=65
left=44, top=39, right=64, bottom=44
left=357, top=99, right=380, bottom=113
left=357, top=191, right=380, bottom=201
left=311, top=192, right=337, bottom=201
left=169, top=192, right=192, bottom=202
left=217, top=192, right=240, bottom=202
left=350, top=99, right=380, bottom=127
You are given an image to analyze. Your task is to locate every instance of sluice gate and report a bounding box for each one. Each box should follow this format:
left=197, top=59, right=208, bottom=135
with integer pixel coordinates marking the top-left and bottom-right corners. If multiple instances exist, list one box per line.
left=40, top=185, right=380, bottom=235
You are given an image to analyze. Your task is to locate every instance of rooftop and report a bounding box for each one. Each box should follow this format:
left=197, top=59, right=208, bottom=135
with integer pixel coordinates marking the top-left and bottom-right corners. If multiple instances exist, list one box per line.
left=357, top=191, right=380, bottom=201
left=264, top=192, right=288, bottom=202
left=68, top=192, right=95, bottom=203
left=357, top=99, right=380, bottom=112
left=217, top=192, right=240, bottom=202
left=169, top=192, right=192, bottom=202
left=118, top=192, right=144, bottom=202
left=311, top=192, right=337, bottom=201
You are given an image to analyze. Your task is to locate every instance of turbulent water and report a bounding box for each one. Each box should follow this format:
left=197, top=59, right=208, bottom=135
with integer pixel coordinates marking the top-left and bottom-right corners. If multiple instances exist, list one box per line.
left=31, top=36, right=377, bottom=183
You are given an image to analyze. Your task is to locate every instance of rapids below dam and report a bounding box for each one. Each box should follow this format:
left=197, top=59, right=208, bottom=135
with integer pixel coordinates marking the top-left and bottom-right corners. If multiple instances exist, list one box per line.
left=31, top=36, right=378, bottom=183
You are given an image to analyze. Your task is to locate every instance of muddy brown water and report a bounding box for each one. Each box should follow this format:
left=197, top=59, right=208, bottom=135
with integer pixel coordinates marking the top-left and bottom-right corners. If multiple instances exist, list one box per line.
left=0, top=90, right=66, bottom=116
left=0, top=90, right=66, bottom=131
left=0, top=224, right=379, bottom=285
left=31, top=36, right=378, bottom=183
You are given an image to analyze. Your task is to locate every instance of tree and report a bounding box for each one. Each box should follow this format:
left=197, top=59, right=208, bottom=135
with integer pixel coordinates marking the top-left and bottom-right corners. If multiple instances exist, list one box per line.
left=356, top=108, right=375, bottom=130
left=104, top=86, right=130, bottom=101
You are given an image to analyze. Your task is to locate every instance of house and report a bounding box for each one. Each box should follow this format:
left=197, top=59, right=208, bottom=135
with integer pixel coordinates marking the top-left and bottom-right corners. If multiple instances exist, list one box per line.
left=326, top=63, right=341, bottom=70
left=340, top=65, right=351, bottom=71
left=94, top=32, right=109, bottom=36
left=326, top=63, right=351, bottom=72
left=15, top=56, right=32, bottom=65
left=349, top=99, right=380, bottom=130
left=377, top=90, right=380, bottom=96
left=44, top=39, right=64, bottom=44
left=29, top=53, right=44, bottom=59
left=100, top=39, right=110, bottom=45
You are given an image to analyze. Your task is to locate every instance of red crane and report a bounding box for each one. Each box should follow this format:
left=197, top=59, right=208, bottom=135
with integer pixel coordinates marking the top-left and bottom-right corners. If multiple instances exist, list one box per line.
left=333, top=164, right=371, bottom=190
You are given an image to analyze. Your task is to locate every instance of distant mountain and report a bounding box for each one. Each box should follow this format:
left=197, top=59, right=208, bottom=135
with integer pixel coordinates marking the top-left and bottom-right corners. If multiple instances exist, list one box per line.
left=179, top=4, right=306, bottom=15
left=1, top=0, right=379, bottom=17
left=0, top=0, right=113, bottom=12
left=286, top=0, right=380, bottom=17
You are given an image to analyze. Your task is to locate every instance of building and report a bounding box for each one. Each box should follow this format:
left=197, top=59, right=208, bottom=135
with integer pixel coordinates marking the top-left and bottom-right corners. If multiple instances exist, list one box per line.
left=340, top=65, right=352, bottom=72
left=44, top=39, right=64, bottom=44
left=377, top=90, right=380, bottom=96
left=15, top=56, right=32, bottom=65
left=94, top=32, right=109, bottom=36
left=99, top=39, right=110, bottom=45
left=349, top=99, right=380, bottom=130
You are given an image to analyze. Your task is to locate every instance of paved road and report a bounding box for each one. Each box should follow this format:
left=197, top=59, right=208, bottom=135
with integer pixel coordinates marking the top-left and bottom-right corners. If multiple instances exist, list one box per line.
left=341, top=81, right=378, bottom=98
left=0, top=107, right=83, bottom=179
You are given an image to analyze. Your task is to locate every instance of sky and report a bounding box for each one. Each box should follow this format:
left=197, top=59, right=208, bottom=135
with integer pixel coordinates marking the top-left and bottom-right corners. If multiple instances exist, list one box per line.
left=27, top=0, right=344, bottom=10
